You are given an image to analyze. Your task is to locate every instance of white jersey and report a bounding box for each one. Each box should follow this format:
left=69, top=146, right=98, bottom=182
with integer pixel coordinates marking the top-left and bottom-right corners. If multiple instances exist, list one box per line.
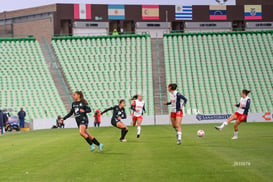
left=169, top=91, right=178, bottom=113
left=168, top=91, right=188, bottom=113
left=132, top=99, right=145, bottom=117
left=237, top=96, right=251, bottom=115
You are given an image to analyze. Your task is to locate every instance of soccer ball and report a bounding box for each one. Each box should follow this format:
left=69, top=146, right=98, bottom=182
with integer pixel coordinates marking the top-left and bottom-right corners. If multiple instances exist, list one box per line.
left=197, top=130, right=205, bottom=137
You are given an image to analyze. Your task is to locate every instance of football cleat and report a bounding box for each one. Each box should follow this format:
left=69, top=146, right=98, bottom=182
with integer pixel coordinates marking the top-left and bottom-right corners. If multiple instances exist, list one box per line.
left=90, top=144, right=95, bottom=152
left=215, top=126, right=222, bottom=131
left=98, top=144, right=104, bottom=152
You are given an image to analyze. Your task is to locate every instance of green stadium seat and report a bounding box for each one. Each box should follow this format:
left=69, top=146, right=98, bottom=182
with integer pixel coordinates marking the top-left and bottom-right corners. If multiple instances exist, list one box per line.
left=163, top=31, right=273, bottom=114
left=52, top=35, right=154, bottom=116
left=0, top=38, right=67, bottom=119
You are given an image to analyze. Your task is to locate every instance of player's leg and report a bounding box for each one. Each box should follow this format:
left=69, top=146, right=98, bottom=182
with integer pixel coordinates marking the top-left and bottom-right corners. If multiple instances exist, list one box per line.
left=215, top=113, right=238, bottom=131
left=132, top=117, right=137, bottom=127
left=136, top=117, right=142, bottom=138
left=170, top=113, right=178, bottom=140
left=85, top=127, right=104, bottom=152
left=117, top=122, right=128, bottom=142
left=170, top=114, right=177, bottom=131
left=85, top=129, right=94, bottom=140
left=175, top=116, right=183, bottom=144
left=232, top=119, right=241, bottom=140
left=85, top=127, right=95, bottom=151
left=79, top=125, right=94, bottom=146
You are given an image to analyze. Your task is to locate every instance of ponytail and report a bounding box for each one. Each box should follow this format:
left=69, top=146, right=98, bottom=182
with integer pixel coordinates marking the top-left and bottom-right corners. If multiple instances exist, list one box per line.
left=75, top=91, right=88, bottom=104
left=242, top=89, right=251, bottom=96
left=129, top=95, right=138, bottom=102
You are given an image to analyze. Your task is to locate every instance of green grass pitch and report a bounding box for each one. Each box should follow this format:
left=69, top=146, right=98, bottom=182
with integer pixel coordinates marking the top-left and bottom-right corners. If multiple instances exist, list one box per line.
left=0, top=123, right=272, bottom=182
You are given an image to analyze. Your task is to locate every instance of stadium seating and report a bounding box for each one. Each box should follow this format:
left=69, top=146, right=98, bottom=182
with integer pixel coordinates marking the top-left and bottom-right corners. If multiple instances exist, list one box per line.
left=0, top=38, right=67, bottom=119
left=163, top=31, right=273, bottom=114
left=52, top=35, right=154, bottom=116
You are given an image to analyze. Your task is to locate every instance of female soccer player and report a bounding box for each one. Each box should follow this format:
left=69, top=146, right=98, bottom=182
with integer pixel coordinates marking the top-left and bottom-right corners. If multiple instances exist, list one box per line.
left=101, top=100, right=128, bottom=142
left=215, top=90, right=251, bottom=140
left=60, top=91, right=104, bottom=152
left=130, top=94, right=146, bottom=138
left=163, top=83, right=188, bottom=145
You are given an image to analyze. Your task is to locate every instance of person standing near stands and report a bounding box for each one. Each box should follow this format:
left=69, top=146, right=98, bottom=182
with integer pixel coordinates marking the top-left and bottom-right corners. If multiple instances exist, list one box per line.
left=94, top=109, right=101, bottom=127
left=112, top=29, right=119, bottom=36
left=18, top=108, right=26, bottom=128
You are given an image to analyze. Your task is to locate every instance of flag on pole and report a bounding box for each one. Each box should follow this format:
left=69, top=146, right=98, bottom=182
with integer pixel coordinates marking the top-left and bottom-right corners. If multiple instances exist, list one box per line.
left=175, top=5, right=192, bottom=20
left=142, top=5, right=159, bottom=20
left=244, top=5, right=262, bottom=20
left=74, top=4, right=91, bottom=19
left=209, top=5, right=227, bottom=20
left=108, top=5, right=125, bottom=20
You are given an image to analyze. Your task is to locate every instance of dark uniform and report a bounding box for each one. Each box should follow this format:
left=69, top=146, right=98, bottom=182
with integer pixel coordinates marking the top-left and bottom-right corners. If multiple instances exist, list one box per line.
left=101, top=105, right=126, bottom=127
left=63, top=100, right=91, bottom=128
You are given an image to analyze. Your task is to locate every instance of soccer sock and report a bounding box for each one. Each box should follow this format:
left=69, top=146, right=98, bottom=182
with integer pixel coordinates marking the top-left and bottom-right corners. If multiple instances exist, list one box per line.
left=220, top=122, right=228, bottom=129
left=124, top=129, right=128, bottom=138
left=85, top=137, right=93, bottom=145
left=177, top=132, right=182, bottom=140
left=121, top=128, right=128, bottom=139
left=137, top=126, right=141, bottom=135
left=92, top=138, right=100, bottom=146
left=234, top=131, right=238, bottom=136
left=120, top=128, right=126, bottom=140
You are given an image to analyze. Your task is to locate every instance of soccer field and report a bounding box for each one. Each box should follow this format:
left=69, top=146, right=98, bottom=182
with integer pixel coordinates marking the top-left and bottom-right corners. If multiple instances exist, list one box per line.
left=0, top=123, right=272, bottom=182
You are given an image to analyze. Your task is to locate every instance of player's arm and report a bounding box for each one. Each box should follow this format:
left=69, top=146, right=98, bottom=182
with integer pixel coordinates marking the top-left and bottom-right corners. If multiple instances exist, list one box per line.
left=62, top=108, right=73, bottom=121
left=234, top=103, right=240, bottom=107
left=101, top=106, right=114, bottom=115
left=82, top=103, right=91, bottom=113
left=143, top=103, right=146, bottom=112
left=163, top=101, right=171, bottom=105
left=178, top=93, right=187, bottom=106
left=130, top=101, right=136, bottom=111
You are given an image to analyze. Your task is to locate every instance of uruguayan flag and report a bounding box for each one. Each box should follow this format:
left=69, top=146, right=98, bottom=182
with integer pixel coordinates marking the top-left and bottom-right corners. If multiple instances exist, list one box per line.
left=175, top=5, right=192, bottom=20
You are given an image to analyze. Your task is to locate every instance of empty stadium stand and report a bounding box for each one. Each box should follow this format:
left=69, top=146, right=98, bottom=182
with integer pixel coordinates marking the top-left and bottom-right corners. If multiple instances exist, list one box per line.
left=163, top=31, right=273, bottom=114
left=52, top=34, right=154, bottom=116
left=0, top=38, right=67, bottom=119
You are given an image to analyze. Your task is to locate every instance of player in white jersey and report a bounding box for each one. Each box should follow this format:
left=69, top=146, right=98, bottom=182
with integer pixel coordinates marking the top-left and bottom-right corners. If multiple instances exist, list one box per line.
left=130, top=95, right=146, bottom=138
left=163, top=83, right=188, bottom=145
left=215, top=90, right=251, bottom=139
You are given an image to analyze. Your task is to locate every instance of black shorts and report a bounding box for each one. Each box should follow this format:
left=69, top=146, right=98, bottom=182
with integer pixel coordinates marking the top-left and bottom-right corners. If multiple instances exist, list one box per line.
left=111, top=119, right=120, bottom=127
left=76, top=120, right=88, bottom=128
